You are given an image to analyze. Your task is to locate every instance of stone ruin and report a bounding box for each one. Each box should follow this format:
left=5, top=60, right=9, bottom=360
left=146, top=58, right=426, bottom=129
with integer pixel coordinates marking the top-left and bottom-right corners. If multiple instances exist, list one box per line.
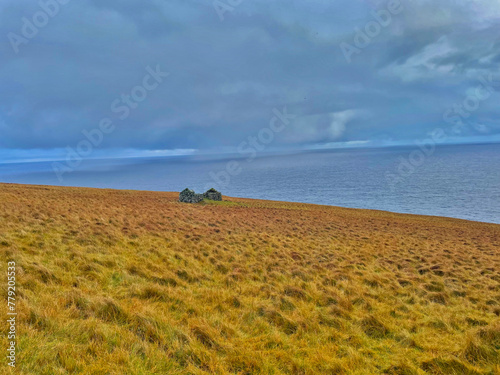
left=179, top=188, right=222, bottom=203
left=179, top=188, right=203, bottom=203
left=203, top=188, right=222, bottom=201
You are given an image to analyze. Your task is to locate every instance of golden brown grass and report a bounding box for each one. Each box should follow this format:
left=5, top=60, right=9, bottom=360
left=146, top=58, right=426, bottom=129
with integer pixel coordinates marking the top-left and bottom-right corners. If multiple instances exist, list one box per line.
left=0, top=183, right=499, bottom=374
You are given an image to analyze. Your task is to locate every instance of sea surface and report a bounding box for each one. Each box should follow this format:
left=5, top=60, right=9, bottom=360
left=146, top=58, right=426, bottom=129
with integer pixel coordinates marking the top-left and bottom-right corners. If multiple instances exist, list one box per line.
left=1, top=143, right=499, bottom=224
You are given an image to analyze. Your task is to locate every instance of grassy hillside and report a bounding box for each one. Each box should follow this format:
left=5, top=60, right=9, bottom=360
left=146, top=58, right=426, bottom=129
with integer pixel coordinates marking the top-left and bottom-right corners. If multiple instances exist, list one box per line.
left=0, top=183, right=499, bottom=375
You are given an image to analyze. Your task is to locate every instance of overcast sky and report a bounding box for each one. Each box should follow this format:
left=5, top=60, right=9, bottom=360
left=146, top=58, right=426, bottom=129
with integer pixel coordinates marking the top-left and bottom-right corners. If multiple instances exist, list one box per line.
left=1, top=0, right=499, bottom=161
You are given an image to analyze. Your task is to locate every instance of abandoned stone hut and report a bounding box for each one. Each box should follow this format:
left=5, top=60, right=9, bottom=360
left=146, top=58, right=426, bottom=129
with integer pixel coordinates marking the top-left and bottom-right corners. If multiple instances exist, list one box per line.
left=179, top=188, right=222, bottom=203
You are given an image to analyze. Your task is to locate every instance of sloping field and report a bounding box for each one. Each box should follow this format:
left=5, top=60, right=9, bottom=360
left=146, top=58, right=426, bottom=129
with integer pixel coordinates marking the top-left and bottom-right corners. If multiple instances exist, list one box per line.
left=0, top=183, right=499, bottom=374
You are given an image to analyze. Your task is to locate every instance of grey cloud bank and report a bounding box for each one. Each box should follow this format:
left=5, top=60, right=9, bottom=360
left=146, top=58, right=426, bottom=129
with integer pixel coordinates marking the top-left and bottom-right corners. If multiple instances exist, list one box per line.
left=1, top=0, right=499, bottom=162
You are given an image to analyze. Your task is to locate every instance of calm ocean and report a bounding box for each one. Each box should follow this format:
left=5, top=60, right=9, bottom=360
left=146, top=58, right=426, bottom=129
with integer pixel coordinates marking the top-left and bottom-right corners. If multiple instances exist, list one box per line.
left=1, top=143, right=499, bottom=224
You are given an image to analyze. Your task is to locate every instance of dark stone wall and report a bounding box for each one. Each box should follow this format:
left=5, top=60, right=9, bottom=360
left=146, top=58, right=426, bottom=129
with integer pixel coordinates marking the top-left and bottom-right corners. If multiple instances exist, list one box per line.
left=203, top=188, right=222, bottom=201
left=179, top=188, right=222, bottom=203
left=179, top=188, right=204, bottom=203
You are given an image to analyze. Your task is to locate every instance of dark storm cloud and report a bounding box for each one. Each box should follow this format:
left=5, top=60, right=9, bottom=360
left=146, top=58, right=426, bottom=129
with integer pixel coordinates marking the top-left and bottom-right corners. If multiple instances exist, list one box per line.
left=0, top=0, right=499, bottom=158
